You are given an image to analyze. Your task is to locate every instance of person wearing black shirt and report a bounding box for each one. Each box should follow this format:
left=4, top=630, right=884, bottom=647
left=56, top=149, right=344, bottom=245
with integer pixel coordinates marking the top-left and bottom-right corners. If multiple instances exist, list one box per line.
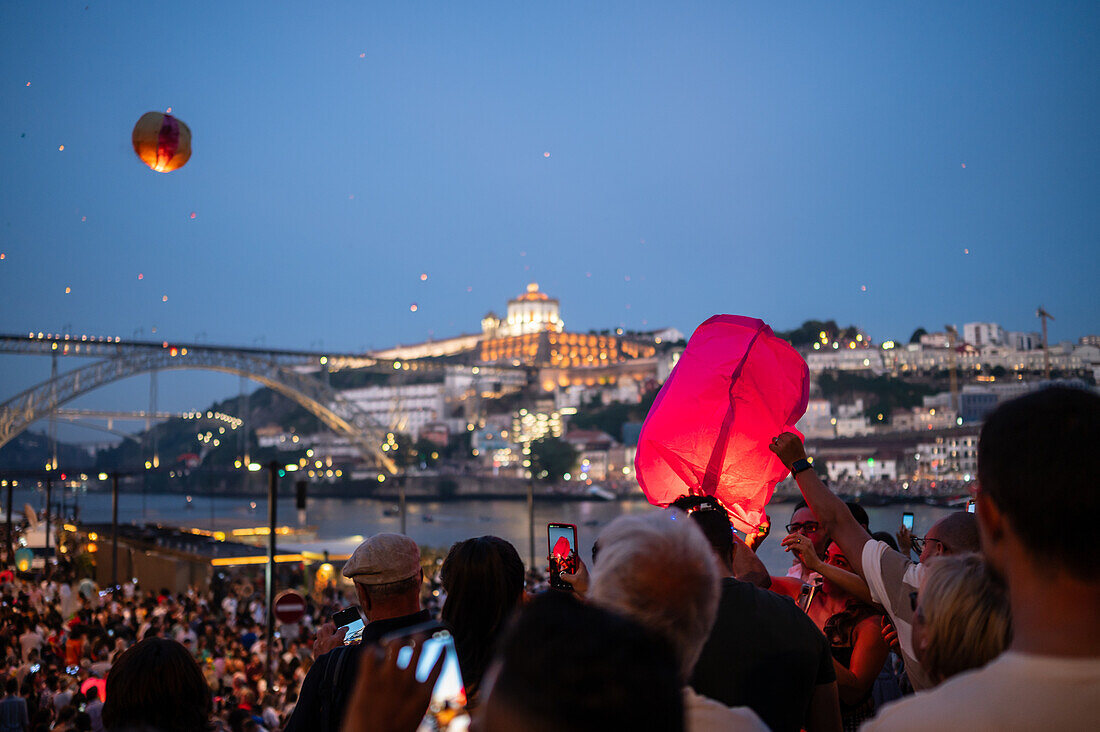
left=672, top=495, right=842, bottom=732
left=285, top=534, right=429, bottom=732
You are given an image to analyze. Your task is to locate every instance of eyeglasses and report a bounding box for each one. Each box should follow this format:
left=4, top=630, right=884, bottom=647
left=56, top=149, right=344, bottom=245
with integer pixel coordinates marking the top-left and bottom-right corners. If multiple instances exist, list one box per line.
left=785, top=521, right=821, bottom=534
left=910, top=536, right=944, bottom=554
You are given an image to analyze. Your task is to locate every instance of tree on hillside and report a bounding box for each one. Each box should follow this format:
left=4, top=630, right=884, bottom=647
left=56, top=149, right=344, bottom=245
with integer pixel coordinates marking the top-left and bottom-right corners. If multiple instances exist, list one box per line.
left=909, top=327, right=928, bottom=344
left=775, top=320, right=841, bottom=347
left=529, top=437, right=578, bottom=483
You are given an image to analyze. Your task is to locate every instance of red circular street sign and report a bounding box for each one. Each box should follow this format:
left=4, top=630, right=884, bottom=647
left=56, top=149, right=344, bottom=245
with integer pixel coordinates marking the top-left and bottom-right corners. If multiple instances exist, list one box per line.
left=273, top=590, right=307, bottom=624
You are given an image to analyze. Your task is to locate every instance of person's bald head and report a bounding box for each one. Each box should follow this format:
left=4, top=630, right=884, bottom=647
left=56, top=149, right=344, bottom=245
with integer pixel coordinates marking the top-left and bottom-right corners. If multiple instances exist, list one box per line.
left=921, top=512, right=980, bottom=563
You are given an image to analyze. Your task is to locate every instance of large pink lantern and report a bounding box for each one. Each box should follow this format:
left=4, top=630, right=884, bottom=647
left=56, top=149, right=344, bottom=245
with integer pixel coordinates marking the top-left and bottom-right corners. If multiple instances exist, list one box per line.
left=635, top=315, right=809, bottom=532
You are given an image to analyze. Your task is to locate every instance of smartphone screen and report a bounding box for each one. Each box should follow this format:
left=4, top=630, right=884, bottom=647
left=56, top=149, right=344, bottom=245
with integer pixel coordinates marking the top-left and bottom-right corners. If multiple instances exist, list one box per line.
left=394, top=626, right=470, bottom=732
left=332, top=606, right=365, bottom=645
left=902, top=512, right=914, bottom=531
left=548, top=523, right=578, bottom=591
left=966, top=499, right=976, bottom=513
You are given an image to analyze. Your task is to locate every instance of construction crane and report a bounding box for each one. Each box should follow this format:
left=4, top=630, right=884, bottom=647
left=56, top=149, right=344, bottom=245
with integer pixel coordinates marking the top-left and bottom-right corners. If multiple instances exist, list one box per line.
left=1037, top=306, right=1055, bottom=380
left=945, top=325, right=960, bottom=416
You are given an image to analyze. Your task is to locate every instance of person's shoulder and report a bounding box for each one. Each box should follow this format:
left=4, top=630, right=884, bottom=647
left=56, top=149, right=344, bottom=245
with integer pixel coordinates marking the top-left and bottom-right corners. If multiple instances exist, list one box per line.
left=682, top=687, right=769, bottom=731
left=864, top=652, right=1100, bottom=731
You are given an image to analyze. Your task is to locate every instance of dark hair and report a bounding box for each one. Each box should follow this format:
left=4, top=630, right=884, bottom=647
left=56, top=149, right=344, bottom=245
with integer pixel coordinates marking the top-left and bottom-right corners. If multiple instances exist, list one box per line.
left=872, top=531, right=899, bottom=551
left=491, top=592, right=683, bottom=731
left=102, top=638, right=212, bottom=732
left=845, top=501, right=870, bottom=530
left=979, top=386, right=1100, bottom=577
left=670, top=495, right=733, bottom=560
left=4, top=678, right=15, bottom=694
left=440, top=536, right=525, bottom=698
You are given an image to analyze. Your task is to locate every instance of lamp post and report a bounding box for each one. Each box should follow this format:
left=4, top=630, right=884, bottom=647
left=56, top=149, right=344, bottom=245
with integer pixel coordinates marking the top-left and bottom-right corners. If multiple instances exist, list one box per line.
left=265, top=461, right=278, bottom=687
left=44, top=477, right=52, bottom=558
left=111, top=473, right=119, bottom=587
left=527, top=480, right=535, bottom=568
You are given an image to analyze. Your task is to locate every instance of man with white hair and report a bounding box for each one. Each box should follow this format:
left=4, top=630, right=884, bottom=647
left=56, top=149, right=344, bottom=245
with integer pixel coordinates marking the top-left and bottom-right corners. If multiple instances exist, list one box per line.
left=588, top=510, right=768, bottom=731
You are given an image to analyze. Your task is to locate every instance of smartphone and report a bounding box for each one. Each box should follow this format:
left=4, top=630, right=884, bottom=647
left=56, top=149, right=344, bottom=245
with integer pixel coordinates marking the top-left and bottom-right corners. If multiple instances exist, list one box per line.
left=30, top=663, right=40, bottom=673
left=547, top=523, right=578, bottom=591
left=385, top=622, right=470, bottom=732
left=902, top=512, right=914, bottom=531
left=66, top=665, right=79, bottom=675
left=332, top=606, right=365, bottom=646
left=966, top=499, right=976, bottom=513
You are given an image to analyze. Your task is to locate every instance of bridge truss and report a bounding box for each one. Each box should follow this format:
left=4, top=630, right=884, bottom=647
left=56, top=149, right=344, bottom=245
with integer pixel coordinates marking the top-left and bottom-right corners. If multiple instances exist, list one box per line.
left=0, top=337, right=398, bottom=472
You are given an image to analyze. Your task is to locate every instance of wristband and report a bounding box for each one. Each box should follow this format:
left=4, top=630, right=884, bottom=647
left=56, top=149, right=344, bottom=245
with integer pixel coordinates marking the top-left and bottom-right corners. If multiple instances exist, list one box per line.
left=791, top=458, right=813, bottom=476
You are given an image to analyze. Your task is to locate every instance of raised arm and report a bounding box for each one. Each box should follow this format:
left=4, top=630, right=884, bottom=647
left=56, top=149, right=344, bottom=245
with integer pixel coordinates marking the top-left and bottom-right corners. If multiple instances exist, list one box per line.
left=770, top=433, right=873, bottom=577
left=731, top=532, right=772, bottom=589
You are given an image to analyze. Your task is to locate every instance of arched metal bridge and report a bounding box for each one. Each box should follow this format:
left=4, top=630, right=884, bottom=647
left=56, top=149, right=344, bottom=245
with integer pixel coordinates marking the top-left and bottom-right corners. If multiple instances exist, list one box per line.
left=0, top=334, right=399, bottom=472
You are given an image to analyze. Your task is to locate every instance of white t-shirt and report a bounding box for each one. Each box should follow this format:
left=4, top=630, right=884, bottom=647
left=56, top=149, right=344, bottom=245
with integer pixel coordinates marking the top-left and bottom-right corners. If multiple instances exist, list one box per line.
left=682, top=687, right=768, bottom=732
left=861, top=540, right=932, bottom=690
left=863, top=651, right=1100, bottom=731
left=19, top=630, right=42, bottom=660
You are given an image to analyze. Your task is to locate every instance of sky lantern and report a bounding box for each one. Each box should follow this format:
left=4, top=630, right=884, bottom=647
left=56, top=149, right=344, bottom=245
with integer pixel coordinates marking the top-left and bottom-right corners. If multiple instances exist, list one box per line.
left=132, top=112, right=192, bottom=172
left=634, top=315, right=809, bottom=532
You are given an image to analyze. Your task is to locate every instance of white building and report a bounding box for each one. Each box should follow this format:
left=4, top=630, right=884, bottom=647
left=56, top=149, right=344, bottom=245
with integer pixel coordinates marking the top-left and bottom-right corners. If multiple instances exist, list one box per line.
left=915, top=433, right=979, bottom=479
left=920, top=332, right=952, bottom=349
left=485, top=283, right=565, bottom=338
left=822, top=453, right=899, bottom=482
left=1007, top=331, right=1041, bottom=351
left=963, top=322, right=1006, bottom=348
left=806, top=345, right=884, bottom=373
left=340, top=381, right=446, bottom=437
left=798, top=399, right=835, bottom=439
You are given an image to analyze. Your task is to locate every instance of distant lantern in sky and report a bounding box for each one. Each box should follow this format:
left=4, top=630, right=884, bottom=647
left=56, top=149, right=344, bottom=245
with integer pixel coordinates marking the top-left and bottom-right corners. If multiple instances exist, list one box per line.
left=132, top=111, right=192, bottom=172
left=961, top=163, right=966, bottom=168
left=420, top=273, right=428, bottom=281
left=162, top=295, right=168, bottom=302
left=189, top=212, right=197, bottom=219
left=138, top=273, right=144, bottom=279
left=543, top=152, right=550, bottom=158
left=861, top=285, right=867, bottom=292
left=410, top=303, right=418, bottom=312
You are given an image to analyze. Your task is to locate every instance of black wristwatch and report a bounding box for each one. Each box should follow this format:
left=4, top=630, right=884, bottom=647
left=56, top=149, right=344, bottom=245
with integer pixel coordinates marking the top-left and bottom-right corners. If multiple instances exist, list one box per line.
left=791, top=458, right=813, bottom=476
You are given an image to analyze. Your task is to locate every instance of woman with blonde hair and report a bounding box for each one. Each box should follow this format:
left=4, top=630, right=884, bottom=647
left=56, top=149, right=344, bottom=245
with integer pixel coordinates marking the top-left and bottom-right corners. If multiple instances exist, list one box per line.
left=912, top=553, right=1012, bottom=684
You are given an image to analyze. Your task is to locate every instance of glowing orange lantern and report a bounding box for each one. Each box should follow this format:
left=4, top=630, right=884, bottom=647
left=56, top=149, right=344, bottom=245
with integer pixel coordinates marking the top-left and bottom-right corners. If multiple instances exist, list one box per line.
left=132, top=112, right=192, bottom=172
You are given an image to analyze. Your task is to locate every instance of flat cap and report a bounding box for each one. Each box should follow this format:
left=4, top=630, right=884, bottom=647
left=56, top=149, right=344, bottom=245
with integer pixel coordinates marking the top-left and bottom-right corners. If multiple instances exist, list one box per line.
left=342, top=533, right=421, bottom=585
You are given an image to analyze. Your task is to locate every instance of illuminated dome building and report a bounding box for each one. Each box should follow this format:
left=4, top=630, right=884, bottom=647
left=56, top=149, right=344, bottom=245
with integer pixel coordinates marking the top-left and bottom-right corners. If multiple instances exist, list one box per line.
left=497, top=283, right=564, bottom=337
left=370, top=283, right=660, bottom=393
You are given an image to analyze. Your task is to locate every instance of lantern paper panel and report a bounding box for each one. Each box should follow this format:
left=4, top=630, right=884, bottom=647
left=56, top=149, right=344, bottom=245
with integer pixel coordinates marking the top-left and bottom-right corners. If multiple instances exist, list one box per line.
left=132, top=112, right=192, bottom=172
left=634, top=314, right=809, bottom=532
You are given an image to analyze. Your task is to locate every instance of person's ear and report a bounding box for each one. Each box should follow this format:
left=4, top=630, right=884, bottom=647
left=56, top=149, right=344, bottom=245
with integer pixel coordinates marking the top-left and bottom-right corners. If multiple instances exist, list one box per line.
left=976, top=490, right=1007, bottom=571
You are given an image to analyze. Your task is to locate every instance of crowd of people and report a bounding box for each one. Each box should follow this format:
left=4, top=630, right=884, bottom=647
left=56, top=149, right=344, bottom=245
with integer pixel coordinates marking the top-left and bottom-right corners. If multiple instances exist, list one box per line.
left=1, top=386, right=1097, bottom=730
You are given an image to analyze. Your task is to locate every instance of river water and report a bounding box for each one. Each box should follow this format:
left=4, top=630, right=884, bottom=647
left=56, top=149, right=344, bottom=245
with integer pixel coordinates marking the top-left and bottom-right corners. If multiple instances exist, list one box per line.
left=5, top=486, right=955, bottom=576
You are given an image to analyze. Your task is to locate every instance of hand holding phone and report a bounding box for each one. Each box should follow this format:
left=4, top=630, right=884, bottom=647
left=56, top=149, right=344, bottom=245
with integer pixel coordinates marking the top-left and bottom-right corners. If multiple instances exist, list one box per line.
left=547, top=523, right=578, bottom=592
left=374, top=623, right=470, bottom=732
left=332, top=606, right=365, bottom=646
left=902, top=512, right=915, bottom=531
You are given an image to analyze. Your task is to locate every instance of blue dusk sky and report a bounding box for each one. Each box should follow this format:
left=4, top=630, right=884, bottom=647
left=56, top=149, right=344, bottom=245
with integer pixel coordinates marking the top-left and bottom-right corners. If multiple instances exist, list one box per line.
left=1, top=2, right=1098, bottom=428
